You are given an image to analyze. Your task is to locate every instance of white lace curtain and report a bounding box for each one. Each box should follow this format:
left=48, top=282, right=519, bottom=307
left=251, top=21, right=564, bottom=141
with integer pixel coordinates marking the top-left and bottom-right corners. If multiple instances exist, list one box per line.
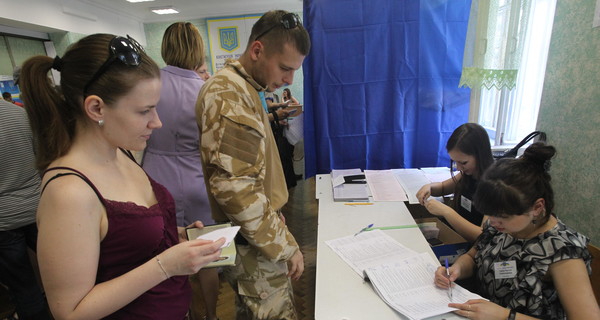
left=459, top=0, right=533, bottom=90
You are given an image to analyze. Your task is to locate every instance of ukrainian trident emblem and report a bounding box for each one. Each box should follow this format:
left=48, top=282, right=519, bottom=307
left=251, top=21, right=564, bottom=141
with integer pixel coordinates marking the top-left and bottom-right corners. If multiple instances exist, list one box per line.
left=219, top=27, right=238, bottom=52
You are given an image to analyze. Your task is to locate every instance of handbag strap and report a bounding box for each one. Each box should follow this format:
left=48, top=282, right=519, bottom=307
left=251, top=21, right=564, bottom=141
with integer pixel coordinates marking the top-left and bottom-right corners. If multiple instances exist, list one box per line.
left=502, top=131, right=546, bottom=158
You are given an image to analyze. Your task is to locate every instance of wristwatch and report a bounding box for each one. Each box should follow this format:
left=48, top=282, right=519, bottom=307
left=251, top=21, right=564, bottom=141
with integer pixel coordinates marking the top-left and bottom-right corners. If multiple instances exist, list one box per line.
left=507, top=309, right=517, bottom=320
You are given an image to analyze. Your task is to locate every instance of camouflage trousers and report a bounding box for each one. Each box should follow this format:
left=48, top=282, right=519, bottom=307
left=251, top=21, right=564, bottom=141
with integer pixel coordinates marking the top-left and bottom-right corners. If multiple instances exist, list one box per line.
left=223, top=244, right=297, bottom=320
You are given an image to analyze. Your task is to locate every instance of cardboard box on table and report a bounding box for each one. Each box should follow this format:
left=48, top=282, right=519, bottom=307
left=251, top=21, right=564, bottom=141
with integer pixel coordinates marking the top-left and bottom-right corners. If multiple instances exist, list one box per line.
left=414, top=217, right=470, bottom=265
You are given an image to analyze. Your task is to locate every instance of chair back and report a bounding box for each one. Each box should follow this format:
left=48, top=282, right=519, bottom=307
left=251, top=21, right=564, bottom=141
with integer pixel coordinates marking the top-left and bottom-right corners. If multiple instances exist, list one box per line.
left=588, top=243, right=600, bottom=306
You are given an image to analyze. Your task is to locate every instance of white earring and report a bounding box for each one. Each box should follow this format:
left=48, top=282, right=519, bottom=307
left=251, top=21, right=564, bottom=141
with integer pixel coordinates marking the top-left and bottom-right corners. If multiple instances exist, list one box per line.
left=98, top=119, right=104, bottom=126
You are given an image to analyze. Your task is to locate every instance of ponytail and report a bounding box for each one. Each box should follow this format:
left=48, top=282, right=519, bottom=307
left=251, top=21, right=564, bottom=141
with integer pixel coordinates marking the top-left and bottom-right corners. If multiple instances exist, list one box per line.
left=21, top=56, right=76, bottom=170
left=20, top=33, right=159, bottom=170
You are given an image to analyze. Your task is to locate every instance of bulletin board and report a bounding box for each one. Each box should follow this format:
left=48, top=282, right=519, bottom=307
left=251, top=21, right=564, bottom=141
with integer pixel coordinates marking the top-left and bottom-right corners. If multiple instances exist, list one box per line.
left=0, top=75, right=22, bottom=103
left=206, top=14, right=261, bottom=72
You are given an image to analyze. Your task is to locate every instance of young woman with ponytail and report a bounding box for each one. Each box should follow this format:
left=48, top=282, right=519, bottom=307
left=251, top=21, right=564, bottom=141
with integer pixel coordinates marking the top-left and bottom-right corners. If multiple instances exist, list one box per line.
left=21, top=33, right=224, bottom=320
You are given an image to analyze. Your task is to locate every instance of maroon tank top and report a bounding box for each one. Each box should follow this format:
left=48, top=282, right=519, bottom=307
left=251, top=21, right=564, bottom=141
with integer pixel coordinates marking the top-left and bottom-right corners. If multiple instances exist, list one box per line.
left=43, top=160, right=191, bottom=319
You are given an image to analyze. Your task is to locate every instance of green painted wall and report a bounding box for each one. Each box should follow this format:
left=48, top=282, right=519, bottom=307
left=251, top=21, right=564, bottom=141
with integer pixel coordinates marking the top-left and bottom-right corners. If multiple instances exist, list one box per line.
left=49, top=32, right=87, bottom=57
left=0, top=36, right=47, bottom=76
left=0, top=39, right=12, bottom=76
left=143, top=13, right=305, bottom=105
left=537, top=0, right=600, bottom=244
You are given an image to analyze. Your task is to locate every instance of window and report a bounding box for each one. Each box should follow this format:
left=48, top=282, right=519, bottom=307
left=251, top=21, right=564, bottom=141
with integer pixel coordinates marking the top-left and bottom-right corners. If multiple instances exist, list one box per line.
left=469, top=0, right=557, bottom=145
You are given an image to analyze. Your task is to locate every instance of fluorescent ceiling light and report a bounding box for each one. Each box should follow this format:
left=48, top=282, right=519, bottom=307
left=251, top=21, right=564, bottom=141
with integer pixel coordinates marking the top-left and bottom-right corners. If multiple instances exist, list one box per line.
left=151, top=7, right=179, bottom=14
left=126, top=0, right=155, bottom=3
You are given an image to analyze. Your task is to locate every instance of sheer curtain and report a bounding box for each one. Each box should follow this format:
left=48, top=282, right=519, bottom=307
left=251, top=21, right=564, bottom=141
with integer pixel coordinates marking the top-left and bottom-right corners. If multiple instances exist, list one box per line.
left=460, top=0, right=556, bottom=144
left=459, top=0, right=532, bottom=90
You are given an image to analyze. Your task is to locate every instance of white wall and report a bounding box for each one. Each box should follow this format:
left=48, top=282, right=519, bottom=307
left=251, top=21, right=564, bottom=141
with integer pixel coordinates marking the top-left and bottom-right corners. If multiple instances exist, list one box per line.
left=0, top=0, right=147, bottom=44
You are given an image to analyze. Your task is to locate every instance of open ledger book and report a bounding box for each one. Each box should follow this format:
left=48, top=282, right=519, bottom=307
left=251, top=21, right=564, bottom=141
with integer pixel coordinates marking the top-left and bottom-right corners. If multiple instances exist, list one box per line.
left=186, top=223, right=239, bottom=268
left=326, top=230, right=484, bottom=320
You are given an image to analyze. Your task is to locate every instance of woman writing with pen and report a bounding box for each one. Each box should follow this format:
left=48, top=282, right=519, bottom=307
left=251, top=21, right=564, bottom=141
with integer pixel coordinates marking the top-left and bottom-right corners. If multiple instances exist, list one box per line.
left=434, top=143, right=599, bottom=320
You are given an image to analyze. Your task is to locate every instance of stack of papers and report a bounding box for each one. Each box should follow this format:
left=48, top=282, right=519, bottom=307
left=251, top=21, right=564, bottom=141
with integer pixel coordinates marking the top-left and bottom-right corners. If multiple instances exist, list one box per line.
left=331, top=169, right=369, bottom=202
left=391, top=168, right=454, bottom=204
left=364, top=170, right=408, bottom=201
left=326, top=230, right=484, bottom=320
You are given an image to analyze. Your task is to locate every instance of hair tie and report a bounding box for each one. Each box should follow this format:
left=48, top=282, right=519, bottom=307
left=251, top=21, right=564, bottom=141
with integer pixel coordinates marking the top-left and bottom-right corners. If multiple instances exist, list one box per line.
left=543, top=159, right=551, bottom=172
left=52, top=56, right=63, bottom=72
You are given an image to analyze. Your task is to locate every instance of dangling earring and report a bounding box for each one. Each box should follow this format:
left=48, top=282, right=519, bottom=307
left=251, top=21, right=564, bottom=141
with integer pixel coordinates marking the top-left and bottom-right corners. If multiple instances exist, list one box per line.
left=98, top=119, right=104, bottom=126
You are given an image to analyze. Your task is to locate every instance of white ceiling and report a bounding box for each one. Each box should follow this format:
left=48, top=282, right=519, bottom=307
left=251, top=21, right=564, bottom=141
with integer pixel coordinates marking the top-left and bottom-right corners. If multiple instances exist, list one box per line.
left=86, top=0, right=304, bottom=23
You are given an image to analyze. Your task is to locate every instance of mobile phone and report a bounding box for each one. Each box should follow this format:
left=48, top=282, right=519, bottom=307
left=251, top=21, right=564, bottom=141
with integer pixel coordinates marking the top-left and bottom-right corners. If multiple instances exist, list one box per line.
left=427, top=238, right=443, bottom=246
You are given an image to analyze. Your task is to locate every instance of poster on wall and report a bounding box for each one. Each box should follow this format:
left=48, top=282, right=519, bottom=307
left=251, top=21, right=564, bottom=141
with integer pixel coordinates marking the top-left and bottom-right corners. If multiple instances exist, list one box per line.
left=206, top=14, right=261, bottom=72
left=0, top=75, right=22, bottom=104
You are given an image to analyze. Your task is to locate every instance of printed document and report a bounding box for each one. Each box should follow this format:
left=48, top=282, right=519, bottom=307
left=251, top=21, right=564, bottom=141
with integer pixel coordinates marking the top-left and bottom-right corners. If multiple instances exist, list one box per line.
left=420, top=167, right=453, bottom=183
left=392, top=169, right=431, bottom=204
left=365, top=253, right=485, bottom=320
left=364, top=170, right=408, bottom=201
left=325, top=229, right=419, bottom=278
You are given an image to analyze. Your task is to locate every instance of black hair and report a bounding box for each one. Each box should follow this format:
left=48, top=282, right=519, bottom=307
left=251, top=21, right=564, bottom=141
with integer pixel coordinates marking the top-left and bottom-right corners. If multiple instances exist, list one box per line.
left=474, top=142, right=556, bottom=224
left=446, top=123, right=494, bottom=212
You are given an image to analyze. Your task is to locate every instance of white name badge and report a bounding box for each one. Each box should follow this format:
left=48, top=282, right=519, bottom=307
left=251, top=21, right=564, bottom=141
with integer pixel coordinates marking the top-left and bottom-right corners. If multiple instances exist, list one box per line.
left=494, top=260, right=517, bottom=279
left=461, top=195, right=472, bottom=212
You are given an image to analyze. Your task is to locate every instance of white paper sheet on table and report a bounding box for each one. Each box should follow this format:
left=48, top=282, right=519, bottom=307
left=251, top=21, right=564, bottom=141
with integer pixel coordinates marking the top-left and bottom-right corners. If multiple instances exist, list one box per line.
left=365, top=252, right=486, bottom=320
left=325, top=229, right=419, bottom=278
left=420, top=167, right=453, bottom=183
left=391, top=169, right=431, bottom=204
left=364, top=169, right=408, bottom=201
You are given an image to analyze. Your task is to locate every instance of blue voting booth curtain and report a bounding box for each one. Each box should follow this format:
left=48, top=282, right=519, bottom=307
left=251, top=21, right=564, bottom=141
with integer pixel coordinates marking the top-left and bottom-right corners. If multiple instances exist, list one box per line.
left=303, top=0, right=471, bottom=177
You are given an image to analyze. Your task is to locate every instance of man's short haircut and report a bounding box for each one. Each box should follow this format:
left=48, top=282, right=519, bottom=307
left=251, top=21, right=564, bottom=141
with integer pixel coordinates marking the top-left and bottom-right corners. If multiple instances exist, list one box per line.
left=2, top=92, right=11, bottom=99
left=247, top=10, right=311, bottom=56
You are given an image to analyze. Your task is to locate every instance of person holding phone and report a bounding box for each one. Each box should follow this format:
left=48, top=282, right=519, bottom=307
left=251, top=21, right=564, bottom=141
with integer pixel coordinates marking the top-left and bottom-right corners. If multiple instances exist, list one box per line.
left=265, top=91, right=299, bottom=189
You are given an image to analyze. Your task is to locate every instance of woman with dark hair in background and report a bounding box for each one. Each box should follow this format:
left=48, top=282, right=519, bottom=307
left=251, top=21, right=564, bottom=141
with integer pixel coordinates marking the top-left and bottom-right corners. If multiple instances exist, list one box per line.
left=142, top=22, right=221, bottom=320
left=434, top=143, right=599, bottom=319
left=416, top=123, right=494, bottom=243
left=281, top=88, right=298, bottom=104
left=21, top=33, right=224, bottom=319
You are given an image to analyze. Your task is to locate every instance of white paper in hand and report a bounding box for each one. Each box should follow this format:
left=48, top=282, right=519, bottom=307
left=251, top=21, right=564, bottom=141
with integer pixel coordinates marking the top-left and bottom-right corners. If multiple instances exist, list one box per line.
left=196, top=226, right=241, bottom=248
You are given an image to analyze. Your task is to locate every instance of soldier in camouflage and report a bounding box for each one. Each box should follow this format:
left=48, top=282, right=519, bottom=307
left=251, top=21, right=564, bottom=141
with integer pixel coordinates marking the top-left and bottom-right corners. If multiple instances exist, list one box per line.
left=195, top=10, right=311, bottom=320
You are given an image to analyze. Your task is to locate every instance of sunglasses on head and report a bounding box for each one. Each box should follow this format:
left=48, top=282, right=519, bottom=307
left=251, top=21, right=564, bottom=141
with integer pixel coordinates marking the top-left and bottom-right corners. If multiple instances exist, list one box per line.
left=83, top=35, right=143, bottom=96
left=254, top=13, right=302, bottom=41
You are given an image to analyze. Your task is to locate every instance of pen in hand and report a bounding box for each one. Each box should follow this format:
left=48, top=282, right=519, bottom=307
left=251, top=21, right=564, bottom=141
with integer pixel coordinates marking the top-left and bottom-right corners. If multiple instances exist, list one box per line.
left=354, top=223, right=374, bottom=236
left=445, top=258, right=453, bottom=300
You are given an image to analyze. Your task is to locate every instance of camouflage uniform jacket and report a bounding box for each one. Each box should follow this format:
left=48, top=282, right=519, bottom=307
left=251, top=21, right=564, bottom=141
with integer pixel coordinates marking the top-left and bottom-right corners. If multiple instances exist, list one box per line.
left=195, top=60, right=299, bottom=263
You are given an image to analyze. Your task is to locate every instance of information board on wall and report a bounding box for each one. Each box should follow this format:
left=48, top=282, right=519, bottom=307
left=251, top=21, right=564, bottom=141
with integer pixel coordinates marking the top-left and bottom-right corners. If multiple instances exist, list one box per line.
left=0, top=75, right=22, bottom=103
left=206, top=14, right=261, bottom=72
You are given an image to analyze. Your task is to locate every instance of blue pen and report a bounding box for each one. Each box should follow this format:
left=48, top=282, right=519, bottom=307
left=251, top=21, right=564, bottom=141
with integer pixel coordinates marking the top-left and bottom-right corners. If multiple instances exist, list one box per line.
left=445, top=258, right=453, bottom=299
left=354, top=223, right=374, bottom=236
